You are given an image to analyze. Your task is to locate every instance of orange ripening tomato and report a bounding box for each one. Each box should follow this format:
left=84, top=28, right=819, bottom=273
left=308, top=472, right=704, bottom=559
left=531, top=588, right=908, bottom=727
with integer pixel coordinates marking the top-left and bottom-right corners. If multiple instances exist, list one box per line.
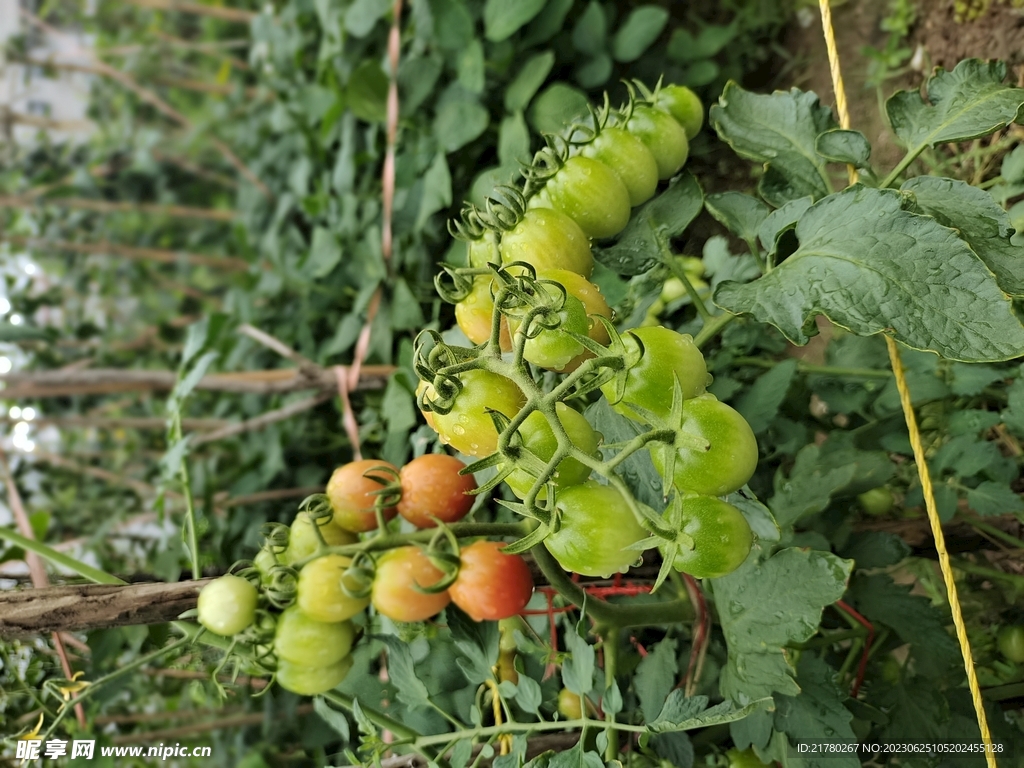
left=326, top=459, right=399, bottom=533
left=398, top=454, right=477, bottom=528
left=372, top=546, right=451, bottom=622
left=449, top=540, right=534, bottom=621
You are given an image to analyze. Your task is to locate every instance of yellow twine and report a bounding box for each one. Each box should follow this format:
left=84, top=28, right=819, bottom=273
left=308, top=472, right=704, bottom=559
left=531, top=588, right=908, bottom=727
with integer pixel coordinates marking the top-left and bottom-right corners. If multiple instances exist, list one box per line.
left=818, top=2, right=996, bottom=763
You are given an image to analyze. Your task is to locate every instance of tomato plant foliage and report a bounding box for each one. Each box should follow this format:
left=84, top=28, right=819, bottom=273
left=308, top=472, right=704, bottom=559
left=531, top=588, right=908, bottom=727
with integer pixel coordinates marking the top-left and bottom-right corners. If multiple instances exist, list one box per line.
left=5, top=1, right=1024, bottom=766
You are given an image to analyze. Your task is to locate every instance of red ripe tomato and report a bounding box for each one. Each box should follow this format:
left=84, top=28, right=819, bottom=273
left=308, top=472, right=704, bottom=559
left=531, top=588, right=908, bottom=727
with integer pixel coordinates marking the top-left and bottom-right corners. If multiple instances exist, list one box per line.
left=326, top=460, right=400, bottom=532
left=397, top=454, right=477, bottom=528
left=372, top=546, right=451, bottom=622
left=449, top=540, right=534, bottom=621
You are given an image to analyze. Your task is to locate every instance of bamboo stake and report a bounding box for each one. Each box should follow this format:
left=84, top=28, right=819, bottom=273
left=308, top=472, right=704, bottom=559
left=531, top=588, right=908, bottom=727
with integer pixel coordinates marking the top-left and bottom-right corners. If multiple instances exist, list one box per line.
left=4, top=236, right=247, bottom=272
left=0, top=198, right=236, bottom=223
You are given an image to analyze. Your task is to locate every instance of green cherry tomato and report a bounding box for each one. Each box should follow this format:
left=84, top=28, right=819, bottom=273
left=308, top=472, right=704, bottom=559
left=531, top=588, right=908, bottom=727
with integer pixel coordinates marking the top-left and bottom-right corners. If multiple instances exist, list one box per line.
left=505, top=403, right=602, bottom=499
left=557, top=687, right=584, bottom=720
left=276, top=656, right=354, bottom=696
left=509, top=284, right=589, bottom=371
left=197, top=574, right=258, bottom=637
left=529, top=155, right=631, bottom=240
left=575, top=125, right=659, bottom=207
left=455, top=275, right=512, bottom=350
left=857, top=487, right=894, bottom=517
left=297, top=554, right=370, bottom=623
left=726, top=748, right=771, bottom=768
left=372, top=546, right=452, bottom=623
left=282, top=511, right=359, bottom=565
left=666, top=495, right=752, bottom=579
left=432, top=369, right=526, bottom=457
left=274, top=605, right=356, bottom=667
left=499, top=207, right=593, bottom=278
left=599, top=326, right=708, bottom=423
left=467, top=230, right=500, bottom=268
left=998, top=625, right=1024, bottom=663
left=656, top=85, right=704, bottom=140
left=650, top=395, right=758, bottom=497
left=622, top=104, right=689, bottom=180
left=449, top=540, right=534, bottom=621
left=546, top=481, right=651, bottom=578
left=254, top=548, right=281, bottom=581
left=397, top=453, right=477, bottom=528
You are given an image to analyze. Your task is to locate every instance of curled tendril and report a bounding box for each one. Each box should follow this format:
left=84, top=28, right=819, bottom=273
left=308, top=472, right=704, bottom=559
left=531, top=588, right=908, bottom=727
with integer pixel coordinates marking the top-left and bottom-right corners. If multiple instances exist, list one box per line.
left=521, top=146, right=565, bottom=190
left=260, top=522, right=290, bottom=555
left=342, top=552, right=376, bottom=600
left=433, top=265, right=478, bottom=304
left=417, top=525, right=462, bottom=593
left=298, top=493, right=334, bottom=528
left=263, top=563, right=299, bottom=609
left=448, top=203, right=489, bottom=242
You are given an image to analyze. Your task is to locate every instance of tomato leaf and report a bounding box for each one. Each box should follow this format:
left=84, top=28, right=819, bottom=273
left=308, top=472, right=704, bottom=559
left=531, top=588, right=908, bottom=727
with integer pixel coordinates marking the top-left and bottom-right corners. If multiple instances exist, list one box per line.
left=447, top=604, right=499, bottom=685
left=848, top=574, right=962, bottom=678
left=900, top=176, right=1024, bottom=296
left=484, top=0, right=546, bottom=41
left=561, top=616, right=596, bottom=697
left=376, top=635, right=431, bottom=709
left=312, top=697, right=351, bottom=741
left=770, top=655, right=860, bottom=768
left=634, top=636, right=678, bottom=720
left=647, top=691, right=774, bottom=733
left=710, top=83, right=837, bottom=206
left=714, top=186, right=1024, bottom=361
left=705, top=192, right=770, bottom=248
left=886, top=59, right=1024, bottom=154
left=594, top=173, right=703, bottom=275
left=733, top=359, right=797, bottom=435
left=713, top=548, right=852, bottom=700
left=814, top=128, right=871, bottom=168
left=612, top=6, right=669, bottom=63
left=966, top=480, right=1024, bottom=516
left=505, top=52, right=556, bottom=112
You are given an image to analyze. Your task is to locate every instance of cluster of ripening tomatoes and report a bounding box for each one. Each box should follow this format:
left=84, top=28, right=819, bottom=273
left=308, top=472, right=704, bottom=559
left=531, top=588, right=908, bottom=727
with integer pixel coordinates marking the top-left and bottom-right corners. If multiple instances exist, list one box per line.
left=196, top=456, right=535, bottom=695
left=194, top=81, right=762, bottom=697
left=416, top=82, right=759, bottom=580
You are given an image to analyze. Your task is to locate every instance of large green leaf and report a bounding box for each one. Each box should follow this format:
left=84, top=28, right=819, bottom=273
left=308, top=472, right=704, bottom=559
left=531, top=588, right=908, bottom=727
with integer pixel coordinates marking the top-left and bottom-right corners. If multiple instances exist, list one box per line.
left=483, top=0, right=546, bottom=41
left=646, top=692, right=774, bottom=733
left=594, top=173, right=703, bottom=275
left=886, top=59, right=1024, bottom=153
left=714, top=548, right=852, bottom=700
left=709, top=83, right=837, bottom=206
left=901, top=176, right=1024, bottom=296
left=713, top=186, right=1024, bottom=362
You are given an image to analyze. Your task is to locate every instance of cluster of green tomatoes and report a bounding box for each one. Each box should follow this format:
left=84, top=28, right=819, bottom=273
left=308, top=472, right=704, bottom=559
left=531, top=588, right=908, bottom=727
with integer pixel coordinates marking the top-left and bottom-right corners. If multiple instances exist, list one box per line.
left=195, top=456, right=534, bottom=695
left=416, top=81, right=760, bottom=583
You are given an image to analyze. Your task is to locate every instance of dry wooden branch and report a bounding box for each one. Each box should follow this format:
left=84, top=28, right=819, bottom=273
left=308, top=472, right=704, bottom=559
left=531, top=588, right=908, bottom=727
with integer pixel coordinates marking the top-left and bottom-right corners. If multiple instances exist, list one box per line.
left=0, top=563, right=664, bottom=637
left=3, top=235, right=247, bottom=271
left=0, top=580, right=212, bottom=637
left=191, top=392, right=334, bottom=446
left=0, top=197, right=236, bottom=222
left=0, top=415, right=229, bottom=431
left=12, top=17, right=268, bottom=196
left=125, top=0, right=257, bottom=23
left=0, top=365, right=394, bottom=399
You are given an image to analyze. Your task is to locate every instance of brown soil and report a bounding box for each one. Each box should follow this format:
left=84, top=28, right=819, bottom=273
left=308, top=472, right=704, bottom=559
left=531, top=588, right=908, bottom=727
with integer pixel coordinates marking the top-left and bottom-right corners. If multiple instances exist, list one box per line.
left=913, top=1, right=1024, bottom=73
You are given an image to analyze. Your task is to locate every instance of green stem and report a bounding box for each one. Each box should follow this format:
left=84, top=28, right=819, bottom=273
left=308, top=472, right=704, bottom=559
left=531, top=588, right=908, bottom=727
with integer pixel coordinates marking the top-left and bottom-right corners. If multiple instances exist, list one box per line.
left=411, top=716, right=652, bottom=748
left=601, top=626, right=621, bottom=761
left=171, top=411, right=202, bottom=581
left=42, top=635, right=191, bottom=738
left=658, top=234, right=711, bottom=322
left=959, top=516, right=1024, bottom=550
left=951, top=559, right=1024, bottom=588
left=530, top=544, right=693, bottom=627
left=317, top=522, right=528, bottom=562
left=693, top=312, right=735, bottom=350
left=793, top=627, right=866, bottom=650
left=732, top=356, right=893, bottom=379
left=880, top=147, right=924, bottom=189
left=172, top=621, right=423, bottom=741
left=0, top=527, right=127, bottom=585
